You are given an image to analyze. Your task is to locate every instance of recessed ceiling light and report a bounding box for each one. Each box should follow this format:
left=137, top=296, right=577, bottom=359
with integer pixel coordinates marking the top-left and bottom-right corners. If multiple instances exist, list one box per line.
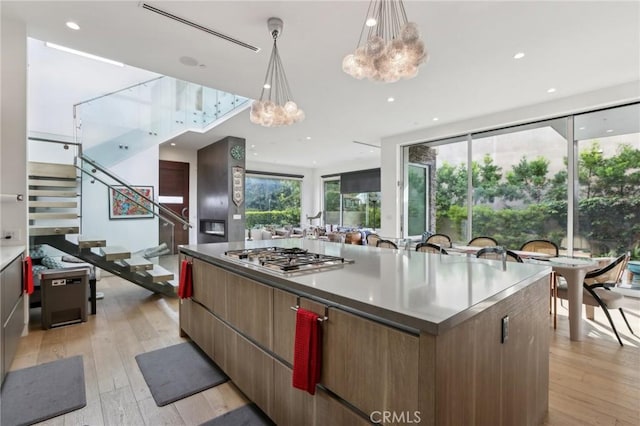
left=179, top=56, right=198, bottom=66
left=433, top=117, right=439, bottom=121
left=312, top=160, right=317, bottom=164
left=170, top=142, right=176, bottom=146
left=263, top=83, right=271, bottom=89
left=253, top=152, right=258, bottom=156
left=547, top=88, right=556, bottom=93
left=513, top=52, right=525, bottom=59
left=387, top=97, right=395, bottom=102
left=251, top=144, right=256, bottom=148
left=606, top=129, right=614, bottom=133
left=45, top=42, right=124, bottom=67
left=366, top=18, right=377, bottom=27
left=369, top=149, right=374, bottom=153
left=578, top=127, right=585, bottom=130
left=306, top=136, right=311, bottom=140
left=66, top=21, right=80, bottom=30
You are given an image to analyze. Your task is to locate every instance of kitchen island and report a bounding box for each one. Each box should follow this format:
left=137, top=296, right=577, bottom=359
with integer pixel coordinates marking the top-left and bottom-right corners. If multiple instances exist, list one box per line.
left=179, top=239, right=551, bottom=425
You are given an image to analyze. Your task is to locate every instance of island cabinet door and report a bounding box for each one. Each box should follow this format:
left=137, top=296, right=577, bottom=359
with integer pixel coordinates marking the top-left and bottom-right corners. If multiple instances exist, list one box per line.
left=271, top=359, right=315, bottom=425
left=272, top=289, right=326, bottom=365
left=225, top=329, right=274, bottom=418
left=191, top=258, right=227, bottom=319
left=226, top=272, right=273, bottom=351
left=179, top=298, right=227, bottom=370
left=322, top=307, right=420, bottom=419
left=271, top=358, right=372, bottom=426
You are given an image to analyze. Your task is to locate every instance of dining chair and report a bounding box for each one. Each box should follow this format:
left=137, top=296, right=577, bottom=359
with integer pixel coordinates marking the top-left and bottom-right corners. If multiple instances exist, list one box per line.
left=377, top=239, right=398, bottom=249
left=468, top=236, right=499, bottom=247
left=416, top=242, right=448, bottom=254
left=366, top=233, right=381, bottom=246
left=520, top=239, right=560, bottom=328
left=520, top=239, right=559, bottom=256
left=425, top=233, right=452, bottom=248
left=327, top=232, right=343, bottom=243
left=476, top=246, right=523, bottom=263
left=556, top=252, right=632, bottom=346
left=345, top=231, right=363, bottom=245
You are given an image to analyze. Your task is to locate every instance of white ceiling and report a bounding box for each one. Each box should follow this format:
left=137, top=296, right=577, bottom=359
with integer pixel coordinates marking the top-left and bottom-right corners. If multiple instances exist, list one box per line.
left=4, top=1, right=640, bottom=169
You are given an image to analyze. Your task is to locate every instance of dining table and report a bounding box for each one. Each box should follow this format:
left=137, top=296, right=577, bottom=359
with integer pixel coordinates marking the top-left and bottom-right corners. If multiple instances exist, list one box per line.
left=529, top=256, right=599, bottom=341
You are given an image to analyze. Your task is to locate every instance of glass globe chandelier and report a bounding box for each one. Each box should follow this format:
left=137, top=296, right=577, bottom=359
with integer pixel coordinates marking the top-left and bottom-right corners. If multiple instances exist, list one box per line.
left=342, top=0, right=428, bottom=83
left=250, top=17, right=305, bottom=127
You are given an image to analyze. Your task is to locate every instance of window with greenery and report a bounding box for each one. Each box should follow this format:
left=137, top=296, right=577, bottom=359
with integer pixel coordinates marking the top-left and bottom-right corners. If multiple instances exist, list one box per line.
left=575, top=104, right=640, bottom=256
left=407, top=164, right=429, bottom=236
left=408, top=103, right=640, bottom=256
left=469, top=120, right=568, bottom=249
left=245, top=175, right=301, bottom=228
left=433, top=137, right=468, bottom=243
left=342, top=192, right=380, bottom=228
left=323, top=179, right=341, bottom=225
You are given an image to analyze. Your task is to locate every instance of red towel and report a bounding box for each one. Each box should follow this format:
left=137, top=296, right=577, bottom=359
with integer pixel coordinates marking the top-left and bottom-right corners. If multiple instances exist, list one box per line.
left=178, top=259, right=193, bottom=299
left=292, top=308, right=322, bottom=395
left=23, top=256, right=34, bottom=295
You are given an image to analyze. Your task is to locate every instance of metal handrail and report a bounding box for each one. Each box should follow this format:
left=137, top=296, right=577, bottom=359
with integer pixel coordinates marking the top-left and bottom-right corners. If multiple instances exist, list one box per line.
left=79, top=155, right=193, bottom=229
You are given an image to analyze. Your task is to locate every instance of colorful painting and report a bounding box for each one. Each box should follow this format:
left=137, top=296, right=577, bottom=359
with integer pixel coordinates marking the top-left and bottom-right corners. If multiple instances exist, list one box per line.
left=109, top=185, right=154, bottom=219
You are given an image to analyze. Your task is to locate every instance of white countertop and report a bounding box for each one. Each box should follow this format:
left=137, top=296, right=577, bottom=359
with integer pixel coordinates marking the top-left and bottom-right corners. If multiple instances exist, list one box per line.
left=0, top=245, right=25, bottom=271
left=180, top=239, right=551, bottom=334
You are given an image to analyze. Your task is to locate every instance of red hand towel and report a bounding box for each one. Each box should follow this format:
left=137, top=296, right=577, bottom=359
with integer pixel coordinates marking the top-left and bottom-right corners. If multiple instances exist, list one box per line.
left=23, top=256, right=34, bottom=295
left=178, top=259, right=193, bottom=299
left=292, top=308, right=322, bottom=395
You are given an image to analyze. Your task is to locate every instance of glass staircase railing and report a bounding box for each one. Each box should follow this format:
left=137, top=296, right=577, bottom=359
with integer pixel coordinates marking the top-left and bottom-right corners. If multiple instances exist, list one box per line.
left=74, top=76, right=251, bottom=167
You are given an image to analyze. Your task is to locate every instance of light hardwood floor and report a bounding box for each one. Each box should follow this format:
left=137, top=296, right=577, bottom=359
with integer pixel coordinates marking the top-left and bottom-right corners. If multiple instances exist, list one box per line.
left=9, top=275, right=640, bottom=426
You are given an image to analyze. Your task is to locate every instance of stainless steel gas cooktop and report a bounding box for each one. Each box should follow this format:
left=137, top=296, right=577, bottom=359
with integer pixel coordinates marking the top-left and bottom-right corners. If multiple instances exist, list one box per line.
left=224, top=246, right=353, bottom=274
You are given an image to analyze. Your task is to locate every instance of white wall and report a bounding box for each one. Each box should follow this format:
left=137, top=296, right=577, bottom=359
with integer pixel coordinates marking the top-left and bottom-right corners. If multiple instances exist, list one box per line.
left=28, top=38, right=159, bottom=139
left=82, top=145, right=159, bottom=252
left=379, top=82, right=640, bottom=238
left=1, top=17, right=28, bottom=248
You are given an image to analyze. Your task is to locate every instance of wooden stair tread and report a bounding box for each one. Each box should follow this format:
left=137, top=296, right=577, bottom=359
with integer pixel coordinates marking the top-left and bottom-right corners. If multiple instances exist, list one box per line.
left=141, top=265, right=174, bottom=283
left=100, top=246, right=131, bottom=261
left=28, top=178, right=77, bottom=187
left=122, top=256, right=154, bottom=271
left=28, top=161, right=77, bottom=179
left=29, top=212, right=78, bottom=220
left=29, top=201, right=78, bottom=208
left=78, top=236, right=106, bottom=248
left=29, top=189, right=78, bottom=197
left=29, top=226, right=79, bottom=236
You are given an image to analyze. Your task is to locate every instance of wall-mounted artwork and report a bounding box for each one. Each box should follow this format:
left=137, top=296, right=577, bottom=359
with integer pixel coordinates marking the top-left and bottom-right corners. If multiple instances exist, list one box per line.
left=109, top=185, right=154, bottom=219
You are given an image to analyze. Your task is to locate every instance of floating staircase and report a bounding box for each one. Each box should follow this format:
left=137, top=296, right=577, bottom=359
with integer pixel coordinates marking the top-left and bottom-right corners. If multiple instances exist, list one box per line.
left=28, top=161, right=177, bottom=296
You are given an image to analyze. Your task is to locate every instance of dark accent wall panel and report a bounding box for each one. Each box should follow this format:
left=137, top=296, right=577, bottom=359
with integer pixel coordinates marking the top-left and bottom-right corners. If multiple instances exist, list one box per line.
left=197, top=136, right=246, bottom=243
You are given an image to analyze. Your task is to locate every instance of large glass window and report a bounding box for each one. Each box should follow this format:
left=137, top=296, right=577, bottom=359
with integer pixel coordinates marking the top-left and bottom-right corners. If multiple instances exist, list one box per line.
left=575, top=104, right=640, bottom=256
left=407, top=164, right=429, bottom=236
left=432, top=137, right=469, bottom=243
left=470, top=119, right=568, bottom=249
left=342, top=191, right=380, bottom=229
left=403, top=103, right=640, bottom=257
left=323, top=179, right=341, bottom=225
left=245, top=175, right=301, bottom=228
